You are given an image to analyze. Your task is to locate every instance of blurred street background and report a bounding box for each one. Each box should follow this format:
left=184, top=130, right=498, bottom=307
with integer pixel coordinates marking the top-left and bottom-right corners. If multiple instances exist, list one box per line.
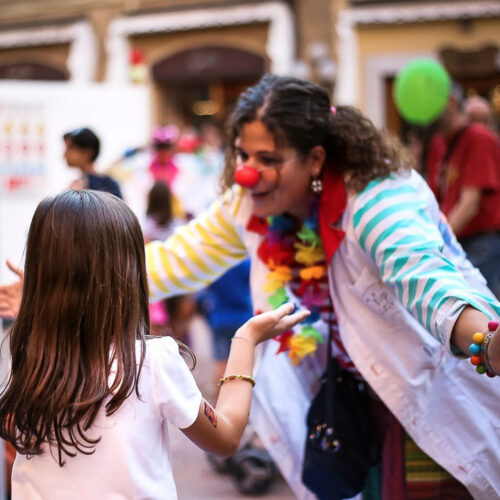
left=0, top=0, right=499, bottom=498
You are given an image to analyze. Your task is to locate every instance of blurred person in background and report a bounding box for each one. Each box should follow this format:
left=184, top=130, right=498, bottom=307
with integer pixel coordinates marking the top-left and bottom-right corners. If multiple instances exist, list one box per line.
left=199, top=120, right=225, bottom=170
left=146, top=144, right=200, bottom=344
left=103, top=125, right=181, bottom=220
left=198, top=260, right=253, bottom=391
left=143, top=181, right=185, bottom=244
left=143, top=181, right=190, bottom=337
left=464, top=95, right=495, bottom=130
left=64, top=127, right=122, bottom=199
left=427, top=84, right=500, bottom=298
left=405, top=130, right=424, bottom=173
left=172, top=124, right=226, bottom=218
left=149, top=125, right=180, bottom=186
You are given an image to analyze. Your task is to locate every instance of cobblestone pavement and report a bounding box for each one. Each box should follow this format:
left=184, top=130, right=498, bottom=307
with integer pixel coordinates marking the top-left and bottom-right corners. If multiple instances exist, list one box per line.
left=170, top=316, right=296, bottom=500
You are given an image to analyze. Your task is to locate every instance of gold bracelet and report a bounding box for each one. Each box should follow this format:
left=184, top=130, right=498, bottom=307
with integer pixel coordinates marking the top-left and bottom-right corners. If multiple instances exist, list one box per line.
left=218, top=374, right=256, bottom=387
left=231, top=335, right=255, bottom=346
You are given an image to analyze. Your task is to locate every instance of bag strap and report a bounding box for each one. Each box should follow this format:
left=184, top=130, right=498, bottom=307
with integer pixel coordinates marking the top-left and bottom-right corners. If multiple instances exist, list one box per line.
left=324, top=301, right=337, bottom=427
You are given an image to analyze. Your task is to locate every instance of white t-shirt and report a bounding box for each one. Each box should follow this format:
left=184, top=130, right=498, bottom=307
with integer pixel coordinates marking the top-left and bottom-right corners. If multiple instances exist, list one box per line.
left=12, top=337, right=202, bottom=500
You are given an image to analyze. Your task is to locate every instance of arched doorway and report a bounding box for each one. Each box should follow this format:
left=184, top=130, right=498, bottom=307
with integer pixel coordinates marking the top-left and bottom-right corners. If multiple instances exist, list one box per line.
left=152, top=46, right=267, bottom=127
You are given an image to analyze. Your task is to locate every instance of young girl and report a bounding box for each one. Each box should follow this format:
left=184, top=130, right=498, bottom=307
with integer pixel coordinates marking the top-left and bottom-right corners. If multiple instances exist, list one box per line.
left=143, top=181, right=191, bottom=337
left=143, top=181, right=185, bottom=244
left=0, top=190, right=308, bottom=499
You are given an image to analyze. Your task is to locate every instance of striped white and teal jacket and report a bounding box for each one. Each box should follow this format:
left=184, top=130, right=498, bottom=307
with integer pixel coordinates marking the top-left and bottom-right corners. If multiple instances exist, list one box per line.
left=147, top=170, right=500, bottom=500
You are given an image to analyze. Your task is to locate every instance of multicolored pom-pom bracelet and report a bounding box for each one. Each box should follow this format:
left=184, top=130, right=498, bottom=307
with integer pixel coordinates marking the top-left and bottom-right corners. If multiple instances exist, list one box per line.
left=469, top=321, right=498, bottom=377
left=218, top=374, right=256, bottom=387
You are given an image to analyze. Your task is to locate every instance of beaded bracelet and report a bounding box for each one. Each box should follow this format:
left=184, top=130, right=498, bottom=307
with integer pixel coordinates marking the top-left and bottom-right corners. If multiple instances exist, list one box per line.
left=218, top=374, right=256, bottom=387
left=469, top=321, right=498, bottom=378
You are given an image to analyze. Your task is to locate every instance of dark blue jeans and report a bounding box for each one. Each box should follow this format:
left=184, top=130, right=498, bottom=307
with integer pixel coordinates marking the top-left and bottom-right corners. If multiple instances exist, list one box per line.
left=460, top=232, right=500, bottom=299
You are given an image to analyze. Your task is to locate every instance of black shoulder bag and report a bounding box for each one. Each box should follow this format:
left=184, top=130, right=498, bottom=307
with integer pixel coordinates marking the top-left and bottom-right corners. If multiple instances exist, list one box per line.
left=302, top=322, right=380, bottom=500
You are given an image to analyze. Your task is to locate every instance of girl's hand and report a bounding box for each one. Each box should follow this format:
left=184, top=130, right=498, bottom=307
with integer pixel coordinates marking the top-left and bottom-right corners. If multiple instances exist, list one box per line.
left=235, top=303, right=310, bottom=345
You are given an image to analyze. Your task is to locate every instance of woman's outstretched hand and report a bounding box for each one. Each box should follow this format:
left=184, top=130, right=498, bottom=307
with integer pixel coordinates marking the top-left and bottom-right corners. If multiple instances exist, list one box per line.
left=235, top=303, right=310, bottom=345
left=0, top=260, right=23, bottom=319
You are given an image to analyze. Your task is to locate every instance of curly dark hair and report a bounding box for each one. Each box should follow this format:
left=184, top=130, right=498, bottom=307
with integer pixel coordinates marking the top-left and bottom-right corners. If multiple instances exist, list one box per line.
left=224, top=74, right=414, bottom=193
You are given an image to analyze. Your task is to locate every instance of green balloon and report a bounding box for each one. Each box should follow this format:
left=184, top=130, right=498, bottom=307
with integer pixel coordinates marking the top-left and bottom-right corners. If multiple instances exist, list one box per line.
left=394, top=59, right=451, bottom=125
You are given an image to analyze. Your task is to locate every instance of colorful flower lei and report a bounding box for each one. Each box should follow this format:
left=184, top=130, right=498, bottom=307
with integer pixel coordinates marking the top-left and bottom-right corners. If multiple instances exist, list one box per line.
left=253, top=206, right=328, bottom=365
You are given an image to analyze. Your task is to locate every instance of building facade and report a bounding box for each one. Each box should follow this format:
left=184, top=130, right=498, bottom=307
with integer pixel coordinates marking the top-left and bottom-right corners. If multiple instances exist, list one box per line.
left=0, top=0, right=336, bottom=127
left=334, top=0, right=500, bottom=133
left=2, top=0, right=498, bottom=132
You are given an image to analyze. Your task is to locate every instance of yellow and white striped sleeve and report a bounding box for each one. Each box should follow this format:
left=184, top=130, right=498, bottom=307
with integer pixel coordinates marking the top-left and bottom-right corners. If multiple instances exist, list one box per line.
left=146, top=188, right=248, bottom=302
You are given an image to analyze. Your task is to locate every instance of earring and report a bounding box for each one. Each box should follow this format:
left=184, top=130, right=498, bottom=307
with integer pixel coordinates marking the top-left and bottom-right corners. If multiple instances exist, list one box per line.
left=311, top=177, right=323, bottom=194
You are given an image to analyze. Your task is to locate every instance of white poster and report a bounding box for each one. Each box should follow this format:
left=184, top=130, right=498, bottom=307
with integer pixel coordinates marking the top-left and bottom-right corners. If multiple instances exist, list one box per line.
left=0, top=100, right=46, bottom=190
left=0, top=81, right=150, bottom=283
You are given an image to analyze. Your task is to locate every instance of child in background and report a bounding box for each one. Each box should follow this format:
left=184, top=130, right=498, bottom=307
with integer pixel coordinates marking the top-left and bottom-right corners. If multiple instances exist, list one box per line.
left=149, top=125, right=180, bottom=186
left=199, top=260, right=253, bottom=389
left=143, top=181, right=184, bottom=244
left=143, top=181, right=191, bottom=337
left=64, top=127, right=123, bottom=199
left=0, top=190, right=307, bottom=499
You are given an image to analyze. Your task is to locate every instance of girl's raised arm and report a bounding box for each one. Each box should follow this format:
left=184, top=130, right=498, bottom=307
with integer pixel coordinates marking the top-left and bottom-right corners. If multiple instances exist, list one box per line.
left=181, top=303, right=309, bottom=456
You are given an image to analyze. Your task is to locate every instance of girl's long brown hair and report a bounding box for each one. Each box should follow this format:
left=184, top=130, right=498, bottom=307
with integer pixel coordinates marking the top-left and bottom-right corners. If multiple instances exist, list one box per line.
left=0, top=190, right=149, bottom=465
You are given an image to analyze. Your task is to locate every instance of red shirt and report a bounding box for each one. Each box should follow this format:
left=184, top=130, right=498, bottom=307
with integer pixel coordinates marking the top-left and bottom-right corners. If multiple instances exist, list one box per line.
left=427, top=124, right=500, bottom=238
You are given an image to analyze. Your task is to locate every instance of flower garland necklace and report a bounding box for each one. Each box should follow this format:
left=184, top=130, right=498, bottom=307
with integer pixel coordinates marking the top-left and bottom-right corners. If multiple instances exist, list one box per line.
left=253, top=203, right=329, bottom=365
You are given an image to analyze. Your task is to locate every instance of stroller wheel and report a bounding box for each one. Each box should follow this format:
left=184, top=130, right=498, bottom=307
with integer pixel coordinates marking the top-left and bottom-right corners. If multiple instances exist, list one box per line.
left=230, top=447, right=277, bottom=496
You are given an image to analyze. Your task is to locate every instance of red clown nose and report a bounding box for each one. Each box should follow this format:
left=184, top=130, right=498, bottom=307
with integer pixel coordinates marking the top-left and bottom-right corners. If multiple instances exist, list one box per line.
left=234, top=165, right=260, bottom=188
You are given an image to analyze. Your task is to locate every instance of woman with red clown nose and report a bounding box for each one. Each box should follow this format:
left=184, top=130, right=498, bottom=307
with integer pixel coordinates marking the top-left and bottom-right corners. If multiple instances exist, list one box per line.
left=2, top=75, right=500, bottom=499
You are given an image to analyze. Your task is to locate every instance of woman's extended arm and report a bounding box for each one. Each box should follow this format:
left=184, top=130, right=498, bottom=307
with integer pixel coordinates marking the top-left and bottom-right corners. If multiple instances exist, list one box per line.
left=352, top=178, right=500, bottom=363
left=146, top=188, right=248, bottom=302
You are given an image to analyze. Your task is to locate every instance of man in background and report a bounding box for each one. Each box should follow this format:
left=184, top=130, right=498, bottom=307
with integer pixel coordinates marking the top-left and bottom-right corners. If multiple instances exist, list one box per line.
left=464, top=95, right=494, bottom=129
left=427, top=85, right=500, bottom=298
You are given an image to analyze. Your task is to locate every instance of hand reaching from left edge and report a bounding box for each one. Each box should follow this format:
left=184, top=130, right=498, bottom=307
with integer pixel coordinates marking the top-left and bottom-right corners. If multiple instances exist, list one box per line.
left=0, top=260, right=23, bottom=319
